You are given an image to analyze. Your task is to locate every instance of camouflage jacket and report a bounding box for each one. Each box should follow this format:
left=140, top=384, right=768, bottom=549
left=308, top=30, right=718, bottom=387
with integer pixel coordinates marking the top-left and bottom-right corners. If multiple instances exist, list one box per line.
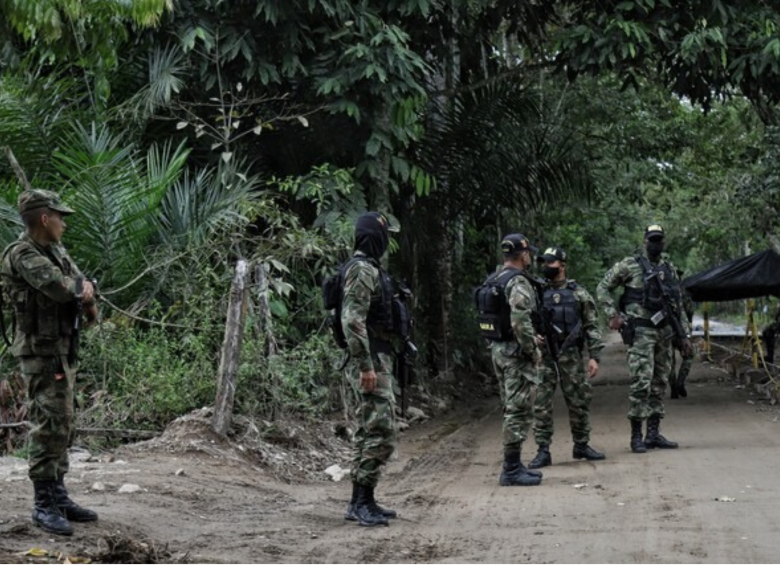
left=546, top=278, right=604, bottom=362
left=596, top=251, right=691, bottom=334
left=1, top=233, right=88, bottom=357
left=492, top=267, right=539, bottom=359
left=340, top=251, right=393, bottom=373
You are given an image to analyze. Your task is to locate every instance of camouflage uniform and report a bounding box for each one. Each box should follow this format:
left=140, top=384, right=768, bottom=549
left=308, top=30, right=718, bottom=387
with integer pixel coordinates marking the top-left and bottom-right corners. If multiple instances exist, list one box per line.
left=1, top=233, right=88, bottom=481
left=596, top=252, right=690, bottom=421
left=341, top=252, right=396, bottom=488
left=533, top=280, right=604, bottom=446
left=491, top=269, right=541, bottom=452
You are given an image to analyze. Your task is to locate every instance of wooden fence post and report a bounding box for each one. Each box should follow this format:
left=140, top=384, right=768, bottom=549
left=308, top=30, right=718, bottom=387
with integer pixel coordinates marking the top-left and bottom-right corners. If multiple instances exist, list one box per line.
left=213, top=259, right=249, bottom=436
left=255, top=262, right=278, bottom=358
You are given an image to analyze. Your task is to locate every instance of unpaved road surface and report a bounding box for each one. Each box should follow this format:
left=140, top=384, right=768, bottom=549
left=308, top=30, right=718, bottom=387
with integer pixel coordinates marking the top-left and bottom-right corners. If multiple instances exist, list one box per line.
left=3, top=336, right=780, bottom=563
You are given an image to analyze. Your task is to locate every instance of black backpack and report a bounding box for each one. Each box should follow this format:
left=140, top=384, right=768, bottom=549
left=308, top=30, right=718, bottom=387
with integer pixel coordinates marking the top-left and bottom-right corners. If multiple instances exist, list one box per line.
left=322, top=256, right=383, bottom=349
left=474, top=267, right=525, bottom=341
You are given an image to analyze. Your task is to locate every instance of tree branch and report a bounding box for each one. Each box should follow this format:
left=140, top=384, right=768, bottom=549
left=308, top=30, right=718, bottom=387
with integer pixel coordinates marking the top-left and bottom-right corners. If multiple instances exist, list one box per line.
left=2, top=146, right=32, bottom=190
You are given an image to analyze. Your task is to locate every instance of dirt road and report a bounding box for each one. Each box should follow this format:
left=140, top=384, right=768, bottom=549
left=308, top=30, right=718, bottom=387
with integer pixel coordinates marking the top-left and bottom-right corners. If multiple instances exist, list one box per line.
left=3, top=336, right=780, bottom=563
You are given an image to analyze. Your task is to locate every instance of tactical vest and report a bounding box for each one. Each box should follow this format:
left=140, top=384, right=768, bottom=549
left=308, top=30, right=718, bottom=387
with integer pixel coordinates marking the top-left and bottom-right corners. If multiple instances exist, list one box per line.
left=621, top=256, right=680, bottom=313
left=1, top=240, right=77, bottom=355
left=323, top=255, right=397, bottom=351
left=543, top=283, right=581, bottom=342
left=474, top=267, right=536, bottom=342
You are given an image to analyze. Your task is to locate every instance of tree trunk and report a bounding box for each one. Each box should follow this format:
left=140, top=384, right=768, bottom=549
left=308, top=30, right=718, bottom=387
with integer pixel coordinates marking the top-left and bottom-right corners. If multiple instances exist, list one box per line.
left=212, top=259, right=249, bottom=436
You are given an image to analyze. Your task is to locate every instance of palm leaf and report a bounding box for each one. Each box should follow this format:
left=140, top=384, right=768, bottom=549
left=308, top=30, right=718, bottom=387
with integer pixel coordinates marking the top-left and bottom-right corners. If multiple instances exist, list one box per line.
left=0, top=180, right=22, bottom=250
left=0, top=69, right=84, bottom=183
left=418, top=79, right=593, bottom=222
left=157, top=157, right=261, bottom=248
left=54, top=123, right=189, bottom=289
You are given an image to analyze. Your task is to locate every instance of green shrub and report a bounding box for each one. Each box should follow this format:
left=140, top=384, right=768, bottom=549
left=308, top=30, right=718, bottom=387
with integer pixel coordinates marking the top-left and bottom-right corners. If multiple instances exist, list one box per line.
left=77, top=320, right=219, bottom=429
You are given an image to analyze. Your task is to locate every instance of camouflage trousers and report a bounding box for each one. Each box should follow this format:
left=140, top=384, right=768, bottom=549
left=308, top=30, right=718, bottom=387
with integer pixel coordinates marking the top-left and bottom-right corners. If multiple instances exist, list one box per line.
left=533, top=349, right=592, bottom=446
left=346, top=352, right=397, bottom=488
left=492, top=343, right=540, bottom=453
left=21, top=355, right=76, bottom=481
left=669, top=345, right=694, bottom=388
left=626, top=327, right=673, bottom=421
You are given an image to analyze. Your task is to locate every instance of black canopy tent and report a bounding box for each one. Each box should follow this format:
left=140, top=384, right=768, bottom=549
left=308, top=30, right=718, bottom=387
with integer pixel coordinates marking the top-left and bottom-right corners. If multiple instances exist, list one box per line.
left=682, top=249, right=780, bottom=303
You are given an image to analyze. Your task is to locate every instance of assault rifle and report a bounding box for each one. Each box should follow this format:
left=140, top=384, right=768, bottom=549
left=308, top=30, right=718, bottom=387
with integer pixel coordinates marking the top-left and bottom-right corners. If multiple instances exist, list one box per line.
left=395, top=337, right=418, bottom=418
left=644, top=269, right=687, bottom=347
left=532, top=306, right=563, bottom=380
left=67, top=276, right=84, bottom=365
left=527, top=275, right=562, bottom=380
left=392, top=281, right=417, bottom=418
left=0, top=284, right=11, bottom=348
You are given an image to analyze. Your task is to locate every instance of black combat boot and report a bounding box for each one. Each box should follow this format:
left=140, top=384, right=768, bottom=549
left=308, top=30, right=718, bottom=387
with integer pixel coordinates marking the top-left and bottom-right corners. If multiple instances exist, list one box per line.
left=346, top=481, right=397, bottom=521
left=32, top=481, right=73, bottom=536
left=572, top=443, right=606, bottom=461
left=528, top=444, right=552, bottom=469
left=670, top=384, right=680, bottom=399
left=630, top=420, right=646, bottom=453
left=677, top=383, right=688, bottom=398
left=499, top=450, right=542, bottom=486
left=644, top=415, right=678, bottom=449
left=344, top=481, right=359, bottom=521
left=55, top=476, right=98, bottom=522
left=353, top=485, right=389, bottom=527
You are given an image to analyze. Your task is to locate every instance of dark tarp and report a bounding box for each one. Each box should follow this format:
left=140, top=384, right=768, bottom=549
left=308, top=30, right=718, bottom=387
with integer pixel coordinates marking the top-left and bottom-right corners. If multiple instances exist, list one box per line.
left=682, top=249, right=780, bottom=302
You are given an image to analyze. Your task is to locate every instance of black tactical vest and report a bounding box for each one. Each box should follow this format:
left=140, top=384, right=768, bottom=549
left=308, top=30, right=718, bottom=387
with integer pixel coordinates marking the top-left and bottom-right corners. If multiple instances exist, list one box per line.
left=543, top=283, right=580, bottom=341
left=368, top=267, right=395, bottom=335
left=621, top=256, right=680, bottom=313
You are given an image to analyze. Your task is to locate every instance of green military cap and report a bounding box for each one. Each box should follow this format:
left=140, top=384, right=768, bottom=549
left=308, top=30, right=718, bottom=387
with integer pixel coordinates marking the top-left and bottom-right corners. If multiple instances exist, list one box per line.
left=18, top=189, right=75, bottom=215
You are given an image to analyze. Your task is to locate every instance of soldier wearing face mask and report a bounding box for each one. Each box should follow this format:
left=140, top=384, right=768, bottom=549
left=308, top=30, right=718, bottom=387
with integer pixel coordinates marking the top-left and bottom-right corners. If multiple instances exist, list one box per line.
left=596, top=225, right=692, bottom=454
left=528, top=247, right=605, bottom=469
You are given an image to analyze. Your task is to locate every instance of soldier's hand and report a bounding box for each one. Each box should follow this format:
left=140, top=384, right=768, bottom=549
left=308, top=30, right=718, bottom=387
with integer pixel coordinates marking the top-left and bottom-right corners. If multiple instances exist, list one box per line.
left=82, top=280, right=95, bottom=302
left=587, top=359, right=599, bottom=379
left=84, top=303, right=99, bottom=328
left=360, top=370, right=377, bottom=393
left=608, top=315, right=624, bottom=331
left=535, top=334, right=545, bottom=346
left=681, top=338, right=693, bottom=357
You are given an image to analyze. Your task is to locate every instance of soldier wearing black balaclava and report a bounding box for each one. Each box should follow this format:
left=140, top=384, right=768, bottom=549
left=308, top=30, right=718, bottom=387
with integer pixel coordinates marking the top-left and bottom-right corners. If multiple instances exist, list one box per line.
left=341, top=212, right=399, bottom=527
left=596, top=225, right=692, bottom=453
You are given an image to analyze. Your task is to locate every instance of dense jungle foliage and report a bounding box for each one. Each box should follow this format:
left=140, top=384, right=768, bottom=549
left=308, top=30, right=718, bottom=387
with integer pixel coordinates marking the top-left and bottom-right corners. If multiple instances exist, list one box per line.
left=1, top=0, right=780, bottom=432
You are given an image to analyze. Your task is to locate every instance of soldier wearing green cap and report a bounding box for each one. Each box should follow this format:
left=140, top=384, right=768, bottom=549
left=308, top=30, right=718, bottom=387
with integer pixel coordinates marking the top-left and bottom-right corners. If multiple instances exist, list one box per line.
left=596, top=224, right=692, bottom=453
left=528, top=246, right=606, bottom=469
left=0, top=189, right=99, bottom=536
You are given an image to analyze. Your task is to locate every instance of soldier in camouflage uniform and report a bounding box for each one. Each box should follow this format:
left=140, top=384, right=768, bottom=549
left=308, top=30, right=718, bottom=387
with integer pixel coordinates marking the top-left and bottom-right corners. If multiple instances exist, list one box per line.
left=0, top=190, right=99, bottom=536
left=596, top=225, right=692, bottom=453
left=341, top=212, right=399, bottom=527
left=528, top=247, right=605, bottom=469
left=670, top=287, right=695, bottom=399
left=489, top=233, right=543, bottom=487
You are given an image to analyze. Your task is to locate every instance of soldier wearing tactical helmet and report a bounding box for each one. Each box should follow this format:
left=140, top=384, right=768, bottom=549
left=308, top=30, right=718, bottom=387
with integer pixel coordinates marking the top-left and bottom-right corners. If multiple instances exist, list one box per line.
left=1, top=189, right=98, bottom=536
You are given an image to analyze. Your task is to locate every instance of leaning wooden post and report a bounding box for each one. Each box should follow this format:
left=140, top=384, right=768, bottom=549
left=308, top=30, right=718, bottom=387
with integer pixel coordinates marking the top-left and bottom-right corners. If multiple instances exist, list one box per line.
left=213, top=259, right=250, bottom=436
left=255, top=262, right=278, bottom=358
